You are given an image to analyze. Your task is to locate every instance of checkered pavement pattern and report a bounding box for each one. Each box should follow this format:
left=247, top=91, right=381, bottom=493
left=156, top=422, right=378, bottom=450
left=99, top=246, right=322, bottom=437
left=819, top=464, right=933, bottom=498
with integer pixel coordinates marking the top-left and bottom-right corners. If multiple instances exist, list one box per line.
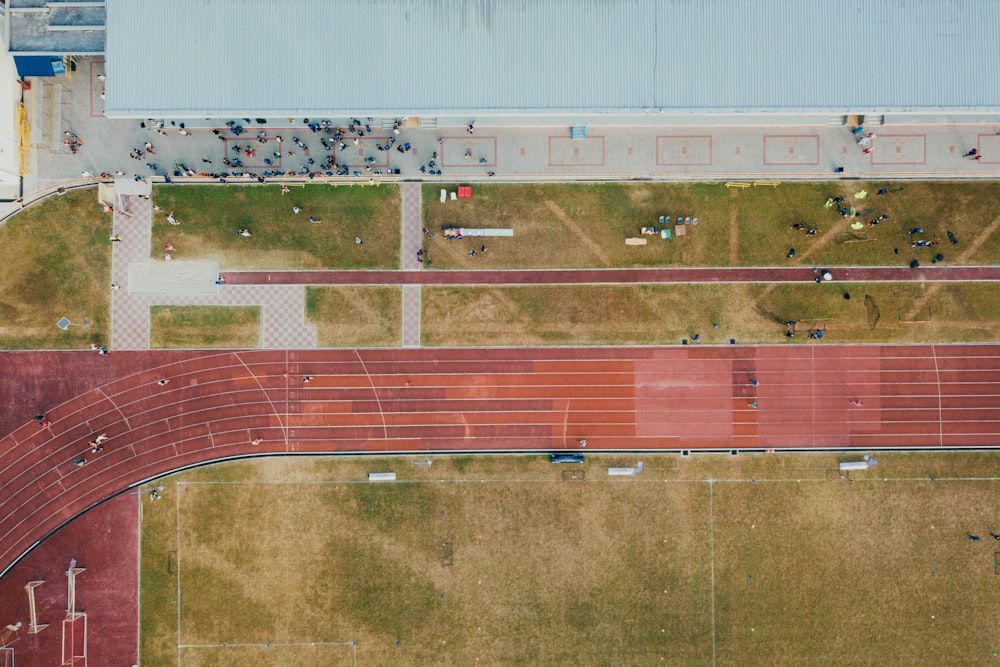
left=110, top=194, right=153, bottom=349
left=401, top=182, right=423, bottom=270
left=126, top=285, right=316, bottom=349
left=401, top=285, right=421, bottom=347
left=400, top=183, right=423, bottom=346
left=108, top=192, right=316, bottom=350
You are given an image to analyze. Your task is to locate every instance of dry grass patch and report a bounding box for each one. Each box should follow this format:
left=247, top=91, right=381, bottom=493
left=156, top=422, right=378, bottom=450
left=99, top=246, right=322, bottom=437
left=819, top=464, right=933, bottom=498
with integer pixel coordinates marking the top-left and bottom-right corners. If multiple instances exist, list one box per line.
left=141, top=452, right=1000, bottom=666
left=170, top=477, right=712, bottom=665
left=151, top=184, right=400, bottom=270
left=422, top=181, right=1000, bottom=270
left=305, top=286, right=401, bottom=347
left=179, top=645, right=356, bottom=667
left=0, top=188, right=110, bottom=348
left=422, top=284, right=733, bottom=346
left=421, top=283, right=1000, bottom=347
left=139, top=476, right=181, bottom=665
left=422, top=182, right=728, bottom=269
left=150, top=305, right=260, bottom=348
left=713, top=480, right=1000, bottom=665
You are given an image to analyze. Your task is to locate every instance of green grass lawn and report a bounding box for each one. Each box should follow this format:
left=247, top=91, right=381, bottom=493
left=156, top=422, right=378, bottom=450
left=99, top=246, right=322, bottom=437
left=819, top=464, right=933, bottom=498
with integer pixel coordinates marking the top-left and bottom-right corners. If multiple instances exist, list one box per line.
left=140, top=453, right=1000, bottom=666
left=150, top=306, right=260, bottom=348
left=151, top=184, right=400, bottom=270
left=0, top=187, right=110, bottom=348
left=305, top=286, right=402, bottom=347
left=421, top=282, right=1000, bottom=346
left=423, top=181, right=1000, bottom=270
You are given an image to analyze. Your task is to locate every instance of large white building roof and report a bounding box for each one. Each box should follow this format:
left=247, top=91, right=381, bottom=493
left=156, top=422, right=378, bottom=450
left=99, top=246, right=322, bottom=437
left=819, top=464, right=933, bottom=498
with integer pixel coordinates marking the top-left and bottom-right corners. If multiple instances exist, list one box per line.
left=104, top=0, right=1000, bottom=118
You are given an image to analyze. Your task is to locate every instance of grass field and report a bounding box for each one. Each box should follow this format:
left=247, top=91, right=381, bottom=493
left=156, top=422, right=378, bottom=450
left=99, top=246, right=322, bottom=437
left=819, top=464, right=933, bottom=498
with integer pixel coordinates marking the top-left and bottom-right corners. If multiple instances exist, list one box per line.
left=149, top=306, right=260, bottom=348
left=305, top=286, right=402, bottom=347
left=422, top=181, right=1000, bottom=269
left=140, top=453, right=1000, bottom=666
left=151, top=184, right=400, bottom=270
left=421, top=282, right=1000, bottom=346
left=0, top=188, right=110, bottom=348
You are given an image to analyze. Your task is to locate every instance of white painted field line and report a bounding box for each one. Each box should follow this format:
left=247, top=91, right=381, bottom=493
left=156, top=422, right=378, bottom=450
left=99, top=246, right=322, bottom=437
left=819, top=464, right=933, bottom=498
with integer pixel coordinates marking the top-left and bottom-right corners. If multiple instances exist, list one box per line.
left=709, top=479, right=716, bottom=667
left=135, top=491, right=142, bottom=666
left=932, top=344, right=944, bottom=447
left=176, top=484, right=182, bottom=666
left=178, top=641, right=355, bottom=648
left=354, top=349, right=389, bottom=442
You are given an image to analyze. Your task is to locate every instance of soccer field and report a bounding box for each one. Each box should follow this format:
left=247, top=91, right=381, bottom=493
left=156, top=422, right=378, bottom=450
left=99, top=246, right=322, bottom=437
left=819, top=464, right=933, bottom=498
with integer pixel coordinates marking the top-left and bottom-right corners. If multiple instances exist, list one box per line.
left=139, top=454, right=1000, bottom=666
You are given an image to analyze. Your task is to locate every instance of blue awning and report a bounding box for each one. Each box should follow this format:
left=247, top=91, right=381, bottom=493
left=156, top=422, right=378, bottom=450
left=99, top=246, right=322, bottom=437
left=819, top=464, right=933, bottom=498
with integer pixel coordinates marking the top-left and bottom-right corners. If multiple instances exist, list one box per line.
left=14, top=56, right=66, bottom=77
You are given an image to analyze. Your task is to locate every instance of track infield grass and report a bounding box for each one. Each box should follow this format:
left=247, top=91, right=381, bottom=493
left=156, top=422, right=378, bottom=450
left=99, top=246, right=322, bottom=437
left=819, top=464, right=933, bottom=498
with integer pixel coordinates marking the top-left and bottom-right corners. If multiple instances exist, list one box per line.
left=139, top=453, right=1000, bottom=667
left=150, top=306, right=261, bottom=348
left=151, top=184, right=400, bottom=270
left=420, top=282, right=1000, bottom=346
left=305, top=286, right=402, bottom=347
left=421, top=181, right=1000, bottom=269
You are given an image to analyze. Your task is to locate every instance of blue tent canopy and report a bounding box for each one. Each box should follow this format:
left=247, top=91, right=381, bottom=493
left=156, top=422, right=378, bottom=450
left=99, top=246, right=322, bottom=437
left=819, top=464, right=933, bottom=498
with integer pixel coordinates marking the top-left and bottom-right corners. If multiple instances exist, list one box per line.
left=14, top=56, right=66, bottom=77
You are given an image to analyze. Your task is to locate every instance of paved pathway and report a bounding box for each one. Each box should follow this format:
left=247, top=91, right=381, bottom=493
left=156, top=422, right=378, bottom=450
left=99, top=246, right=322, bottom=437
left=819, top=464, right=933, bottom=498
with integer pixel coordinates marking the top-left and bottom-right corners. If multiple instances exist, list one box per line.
left=401, top=284, right=421, bottom=347
left=109, top=192, right=316, bottom=350
left=400, top=183, right=423, bottom=346
left=110, top=194, right=152, bottom=349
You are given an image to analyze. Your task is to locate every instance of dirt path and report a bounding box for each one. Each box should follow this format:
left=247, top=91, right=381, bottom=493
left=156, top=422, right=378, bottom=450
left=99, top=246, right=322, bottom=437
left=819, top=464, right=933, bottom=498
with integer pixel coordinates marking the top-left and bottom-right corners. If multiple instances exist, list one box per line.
left=902, top=212, right=1000, bottom=320
left=544, top=200, right=613, bottom=266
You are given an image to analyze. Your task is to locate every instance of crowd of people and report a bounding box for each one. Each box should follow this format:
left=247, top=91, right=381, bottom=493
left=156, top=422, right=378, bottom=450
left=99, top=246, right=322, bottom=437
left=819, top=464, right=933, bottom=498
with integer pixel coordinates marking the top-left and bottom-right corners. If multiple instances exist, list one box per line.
left=68, top=116, right=499, bottom=185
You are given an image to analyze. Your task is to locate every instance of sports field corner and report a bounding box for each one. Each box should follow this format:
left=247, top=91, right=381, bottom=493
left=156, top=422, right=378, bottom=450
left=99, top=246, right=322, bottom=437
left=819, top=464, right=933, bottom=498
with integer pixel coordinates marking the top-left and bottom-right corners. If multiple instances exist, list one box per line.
left=138, top=453, right=1000, bottom=666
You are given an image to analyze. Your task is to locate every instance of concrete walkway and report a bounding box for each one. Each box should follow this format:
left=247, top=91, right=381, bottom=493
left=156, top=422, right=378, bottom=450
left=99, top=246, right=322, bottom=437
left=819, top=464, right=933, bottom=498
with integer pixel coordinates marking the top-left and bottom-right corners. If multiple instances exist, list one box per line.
left=400, top=183, right=423, bottom=346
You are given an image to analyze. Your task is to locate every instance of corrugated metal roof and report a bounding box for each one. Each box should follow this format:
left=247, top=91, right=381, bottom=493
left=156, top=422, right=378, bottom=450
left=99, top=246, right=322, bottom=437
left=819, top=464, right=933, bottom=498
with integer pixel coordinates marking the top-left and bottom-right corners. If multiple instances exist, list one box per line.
left=104, top=0, right=1000, bottom=117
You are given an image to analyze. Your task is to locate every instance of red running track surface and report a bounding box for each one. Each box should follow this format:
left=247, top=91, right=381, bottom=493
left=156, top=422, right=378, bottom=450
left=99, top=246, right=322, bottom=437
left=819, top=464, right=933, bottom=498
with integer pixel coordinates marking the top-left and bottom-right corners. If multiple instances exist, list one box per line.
left=1, top=344, right=1000, bottom=578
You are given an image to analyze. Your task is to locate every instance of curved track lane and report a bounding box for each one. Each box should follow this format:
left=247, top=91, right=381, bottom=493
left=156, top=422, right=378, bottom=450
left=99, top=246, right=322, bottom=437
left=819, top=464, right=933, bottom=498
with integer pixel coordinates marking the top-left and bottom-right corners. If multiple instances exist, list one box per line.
left=2, top=344, right=1000, bottom=578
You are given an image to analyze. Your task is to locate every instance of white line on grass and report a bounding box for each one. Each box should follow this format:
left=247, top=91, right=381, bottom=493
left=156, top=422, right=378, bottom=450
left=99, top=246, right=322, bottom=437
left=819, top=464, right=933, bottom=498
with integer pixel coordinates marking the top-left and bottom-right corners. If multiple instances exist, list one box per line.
left=176, top=483, right=182, bottom=666
left=173, top=475, right=1000, bottom=487
left=178, top=641, right=356, bottom=648
left=135, top=490, right=142, bottom=666
left=709, top=479, right=716, bottom=667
